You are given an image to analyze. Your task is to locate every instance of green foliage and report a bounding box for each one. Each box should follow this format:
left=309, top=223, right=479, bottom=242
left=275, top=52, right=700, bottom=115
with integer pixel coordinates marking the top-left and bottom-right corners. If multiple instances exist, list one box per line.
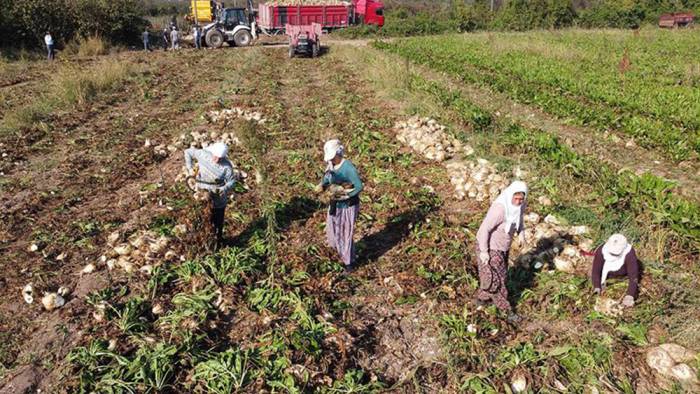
left=324, top=369, right=384, bottom=393
left=247, top=284, right=284, bottom=313
left=491, top=0, right=577, bottom=30
left=376, top=33, right=700, bottom=249
left=202, top=247, right=259, bottom=286
left=193, top=348, right=261, bottom=394
left=3, top=0, right=148, bottom=49
left=149, top=215, right=175, bottom=237
left=158, top=287, right=218, bottom=334
left=69, top=340, right=177, bottom=393
left=616, top=322, right=649, bottom=346
left=502, top=124, right=584, bottom=175
left=607, top=172, right=700, bottom=245
left=110, top=297, right=150, bottom=334
left=578, top=0, right=646, bottom=28
left=452, top=0, right=493, bottom=32
left=283, top=292, right=336, bottom=357
left=377, top=32, right=700, bottom=161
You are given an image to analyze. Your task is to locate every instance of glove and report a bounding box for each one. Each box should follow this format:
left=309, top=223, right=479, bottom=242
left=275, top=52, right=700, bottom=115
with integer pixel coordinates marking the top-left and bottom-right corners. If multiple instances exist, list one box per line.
left=479, top=251, right=490, bottom=265
left=593, top=288, right=601, bottom=295
left=622, top=295, right=634, bottom=308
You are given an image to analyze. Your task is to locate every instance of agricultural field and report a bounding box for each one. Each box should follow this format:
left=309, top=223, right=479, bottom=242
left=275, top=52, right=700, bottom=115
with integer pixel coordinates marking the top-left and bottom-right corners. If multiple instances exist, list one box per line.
left=1, top=29, right=699, bottom=393
left=378, top=29, right=700, bottom=164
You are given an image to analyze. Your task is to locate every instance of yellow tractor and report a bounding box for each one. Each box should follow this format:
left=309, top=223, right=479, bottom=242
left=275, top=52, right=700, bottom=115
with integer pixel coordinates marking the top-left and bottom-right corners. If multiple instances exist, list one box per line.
left=189, top=0, right=256, bottom=48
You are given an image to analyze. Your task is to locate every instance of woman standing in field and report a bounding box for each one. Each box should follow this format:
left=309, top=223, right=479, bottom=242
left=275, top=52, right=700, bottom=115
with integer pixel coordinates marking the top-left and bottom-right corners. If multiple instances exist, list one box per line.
left=475, top=181, right=527, bottom=322
left=315, top=139, right=363, bottom=272
left=591, top=233, right=640, bottom=308
left=184, top=142, right=237, bottom=248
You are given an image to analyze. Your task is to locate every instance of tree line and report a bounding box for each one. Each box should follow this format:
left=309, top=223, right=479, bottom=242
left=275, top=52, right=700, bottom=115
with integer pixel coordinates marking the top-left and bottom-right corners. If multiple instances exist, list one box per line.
left=365, top=0, right=700, bottom=37
left=0, top=0, right=149, bottom=49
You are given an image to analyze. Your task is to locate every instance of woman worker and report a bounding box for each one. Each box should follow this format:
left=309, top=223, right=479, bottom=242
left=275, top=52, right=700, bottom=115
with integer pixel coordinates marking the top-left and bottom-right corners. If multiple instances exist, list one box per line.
left=591, top=233, right=640, bottom=308
left=475, top=181, right=528, bottom=322
left=315, top=139, right=363, bottom=272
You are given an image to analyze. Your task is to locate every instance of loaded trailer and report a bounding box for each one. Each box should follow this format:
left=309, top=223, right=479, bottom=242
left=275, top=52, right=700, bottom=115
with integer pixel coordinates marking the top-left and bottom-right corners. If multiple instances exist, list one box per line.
left=257, top=0, right=385, bottom=35
left=189, top=0, right=384, bottom=48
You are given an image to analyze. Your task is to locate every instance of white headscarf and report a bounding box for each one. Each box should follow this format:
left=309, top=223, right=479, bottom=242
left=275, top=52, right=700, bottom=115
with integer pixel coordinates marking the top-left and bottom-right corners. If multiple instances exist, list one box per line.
left=601, top=233, right=632, bottom=284
left=323, top=139, right=345, bottom=171
left=206, top=142, right=228, bottom=159
left=493, top=180, right=528, bottom=234
left=323, top=139, right=344, bottom=162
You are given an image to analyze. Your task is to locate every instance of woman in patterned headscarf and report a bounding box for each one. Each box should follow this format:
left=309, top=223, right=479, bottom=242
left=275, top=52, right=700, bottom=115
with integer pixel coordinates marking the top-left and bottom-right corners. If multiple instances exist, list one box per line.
left=475, top=181, right=528, bottom=322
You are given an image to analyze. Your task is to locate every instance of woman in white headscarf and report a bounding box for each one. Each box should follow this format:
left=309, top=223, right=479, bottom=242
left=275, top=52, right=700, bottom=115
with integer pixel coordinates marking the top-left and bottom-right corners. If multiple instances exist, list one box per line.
left=475, top=181, right=527, bottom=321
left=591, top=234, right=640, bottom=308
left=315, top=139, right=363, bottom=271
left=184, top=142, right=236, bottom=247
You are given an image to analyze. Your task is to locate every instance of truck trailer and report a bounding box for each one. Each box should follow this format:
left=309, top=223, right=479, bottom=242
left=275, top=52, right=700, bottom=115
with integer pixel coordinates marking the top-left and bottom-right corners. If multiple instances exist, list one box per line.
left=190, top=0, right=384, bottom=48
left=257, top=0, right=384, bottom=34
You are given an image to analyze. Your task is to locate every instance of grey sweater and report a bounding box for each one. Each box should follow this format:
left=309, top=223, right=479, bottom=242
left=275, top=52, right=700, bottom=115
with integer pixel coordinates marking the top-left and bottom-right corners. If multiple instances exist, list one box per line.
left=185, top=148, right=236, bottom=208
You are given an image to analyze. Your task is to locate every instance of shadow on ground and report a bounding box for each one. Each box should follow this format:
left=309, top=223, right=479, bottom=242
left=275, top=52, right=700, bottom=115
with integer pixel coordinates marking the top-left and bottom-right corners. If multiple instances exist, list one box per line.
left=226, top=196, right=324, bottom=248
left=355, top=202, right=440, bottom=267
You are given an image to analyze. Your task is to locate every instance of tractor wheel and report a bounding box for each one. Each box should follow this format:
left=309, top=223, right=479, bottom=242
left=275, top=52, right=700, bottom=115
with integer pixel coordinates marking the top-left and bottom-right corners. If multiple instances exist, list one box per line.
left=205, top=29, right=224, bottom=48
left=312, top=41, right=320, bottom=58
left=288, top=45, right=295, bottom=58
left=233, top=30, right=253, bottom=47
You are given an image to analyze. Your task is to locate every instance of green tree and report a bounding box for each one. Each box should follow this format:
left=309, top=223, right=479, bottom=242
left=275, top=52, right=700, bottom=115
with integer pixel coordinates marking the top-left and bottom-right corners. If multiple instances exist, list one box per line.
left=492, top=0, right=577, bottom=30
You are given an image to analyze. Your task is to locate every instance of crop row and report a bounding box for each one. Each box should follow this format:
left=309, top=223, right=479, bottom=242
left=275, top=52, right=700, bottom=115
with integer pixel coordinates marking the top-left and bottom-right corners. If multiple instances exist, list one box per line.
left=374, top=31, right=700, bottom=161
left=398, top=70, right=699, bottom=250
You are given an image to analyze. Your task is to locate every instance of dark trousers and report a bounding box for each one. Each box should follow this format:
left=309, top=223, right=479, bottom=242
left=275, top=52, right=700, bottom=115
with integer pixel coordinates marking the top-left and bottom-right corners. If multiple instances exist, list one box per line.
left=211, top=207, right=225, bottom=245
left=47, top=44, right=54, bottom=60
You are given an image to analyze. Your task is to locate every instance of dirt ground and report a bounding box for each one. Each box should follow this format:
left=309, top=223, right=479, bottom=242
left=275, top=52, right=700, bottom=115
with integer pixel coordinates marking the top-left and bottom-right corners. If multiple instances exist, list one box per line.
left=1, top=39, right=698, bottom=393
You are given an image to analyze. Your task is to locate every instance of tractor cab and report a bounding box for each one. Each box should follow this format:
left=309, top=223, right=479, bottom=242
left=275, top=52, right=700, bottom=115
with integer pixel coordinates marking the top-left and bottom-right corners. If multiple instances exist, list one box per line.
left=202, top=6, right=254, bottom=48
left=219, top=8, right=249, bottom=30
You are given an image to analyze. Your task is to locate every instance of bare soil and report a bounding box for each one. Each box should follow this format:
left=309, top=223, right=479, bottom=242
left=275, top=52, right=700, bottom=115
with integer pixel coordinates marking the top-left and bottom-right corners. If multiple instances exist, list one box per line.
left=0, top=41, right=695, bottom=393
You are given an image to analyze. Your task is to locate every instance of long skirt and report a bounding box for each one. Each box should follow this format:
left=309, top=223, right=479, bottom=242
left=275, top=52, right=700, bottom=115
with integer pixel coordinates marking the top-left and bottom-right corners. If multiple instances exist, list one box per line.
left=475, top=246, right=511, bottom=312
left=326, top=204, right=359, bottom=266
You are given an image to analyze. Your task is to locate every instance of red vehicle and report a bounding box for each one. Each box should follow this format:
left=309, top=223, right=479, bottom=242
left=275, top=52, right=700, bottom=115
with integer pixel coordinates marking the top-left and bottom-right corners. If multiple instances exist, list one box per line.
left=659, top=12, right=695, bottom=28
left=286, top=23, right=322, bottom=58
left=257, top=0, right=385, bottom=34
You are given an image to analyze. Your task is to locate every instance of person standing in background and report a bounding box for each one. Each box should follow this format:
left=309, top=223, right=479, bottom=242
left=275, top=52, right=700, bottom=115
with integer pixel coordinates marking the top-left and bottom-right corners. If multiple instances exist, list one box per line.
left=194, top=26, right=202, bottom=49
left=142, top=28, right=150, bottom=51
left=162, top=27, right=170, bottom=50
left=170, top=27, right=180, bottom=51
left=44, top=31, right=54, bottom=60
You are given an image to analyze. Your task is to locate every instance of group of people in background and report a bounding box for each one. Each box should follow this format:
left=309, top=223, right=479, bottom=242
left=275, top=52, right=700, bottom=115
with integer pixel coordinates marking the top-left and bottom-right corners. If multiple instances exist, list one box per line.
left=43, top=22, right=202, bottom=61
left=185, top=135, right=641, bottom=322
left=143, top=24, right=203, bottom=52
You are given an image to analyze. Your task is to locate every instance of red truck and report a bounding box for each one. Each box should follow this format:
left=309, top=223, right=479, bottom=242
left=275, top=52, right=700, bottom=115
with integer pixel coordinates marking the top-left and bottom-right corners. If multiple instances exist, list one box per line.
left=192, top=0, right=384, bottom=48
left=257, top=0, right=385, bottom=34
